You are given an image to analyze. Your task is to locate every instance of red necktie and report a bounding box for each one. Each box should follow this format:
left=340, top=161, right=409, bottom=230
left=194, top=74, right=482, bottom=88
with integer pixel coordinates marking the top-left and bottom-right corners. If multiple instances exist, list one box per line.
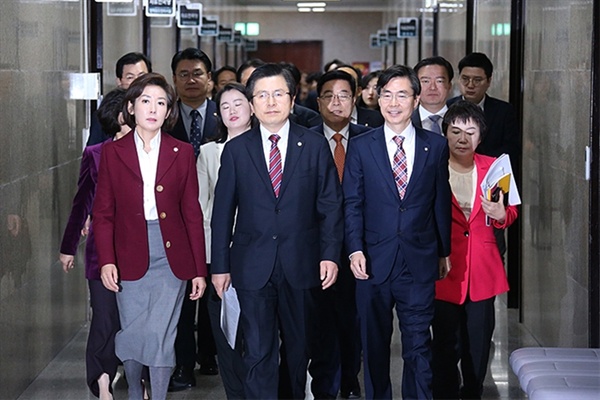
left=392, top=136, right=407, bottom=199
left=268, top=134, right=282, bottom=197
left=332, top=133, right=345, bottom=182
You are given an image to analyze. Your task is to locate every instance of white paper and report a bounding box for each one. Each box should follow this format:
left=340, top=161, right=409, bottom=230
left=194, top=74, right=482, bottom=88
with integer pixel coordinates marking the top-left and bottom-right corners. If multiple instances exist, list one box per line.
left=220, top=286, right=240, bottom=349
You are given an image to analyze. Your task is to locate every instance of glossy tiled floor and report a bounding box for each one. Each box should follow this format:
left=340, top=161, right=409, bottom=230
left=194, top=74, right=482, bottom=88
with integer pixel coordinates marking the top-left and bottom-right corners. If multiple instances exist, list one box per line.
left=17, top=294, right=538, bottom=399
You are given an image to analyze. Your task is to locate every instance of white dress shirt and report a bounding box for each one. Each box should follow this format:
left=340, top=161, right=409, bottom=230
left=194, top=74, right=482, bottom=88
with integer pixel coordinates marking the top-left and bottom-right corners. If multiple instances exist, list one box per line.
left=323, top=123, right=350, bottom=155
left=134, top=130, right=161, bottom=221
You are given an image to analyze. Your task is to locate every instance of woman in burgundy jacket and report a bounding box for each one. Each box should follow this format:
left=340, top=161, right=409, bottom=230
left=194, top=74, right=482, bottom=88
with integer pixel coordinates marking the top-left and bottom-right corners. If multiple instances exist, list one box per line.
left=432, top=101, right=518, bottom=400
left=93, top=73, right=207, bottom=400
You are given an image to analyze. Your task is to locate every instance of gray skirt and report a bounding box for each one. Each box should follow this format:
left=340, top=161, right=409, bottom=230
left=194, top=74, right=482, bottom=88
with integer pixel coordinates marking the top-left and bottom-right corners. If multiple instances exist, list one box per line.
left=115, top=219, right=186, bottom=367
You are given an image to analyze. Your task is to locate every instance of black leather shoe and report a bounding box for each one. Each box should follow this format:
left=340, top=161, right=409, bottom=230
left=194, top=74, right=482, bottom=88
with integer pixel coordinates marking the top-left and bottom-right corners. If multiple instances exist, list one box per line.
left=198, top=355, right=219, bottom=375
left=168, top=365, right=196, bottom=392
left=340, top=387, right=362, bottom=399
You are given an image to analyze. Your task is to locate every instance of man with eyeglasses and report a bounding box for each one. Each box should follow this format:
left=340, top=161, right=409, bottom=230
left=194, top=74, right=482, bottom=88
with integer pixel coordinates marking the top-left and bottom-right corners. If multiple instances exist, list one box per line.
left=169, top=48, right=219, bottom=156
left=412, top=56, right=454, bottom=135
left=343, top=65, right=451, bottom=400
left=168, top=48, right=220, bottom=392
left=307, top=69, right=370, bottom=400
left=211, top=63, right=343, bottom=399
left=448, top=52, right=520, bottom=165
left=448, top=52, right=520, bottom=259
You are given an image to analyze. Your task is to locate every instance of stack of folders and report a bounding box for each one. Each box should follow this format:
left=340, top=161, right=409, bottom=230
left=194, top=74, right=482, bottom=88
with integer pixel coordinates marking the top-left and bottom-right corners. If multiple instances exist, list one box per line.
left=480, top=153, right=522, bottom=226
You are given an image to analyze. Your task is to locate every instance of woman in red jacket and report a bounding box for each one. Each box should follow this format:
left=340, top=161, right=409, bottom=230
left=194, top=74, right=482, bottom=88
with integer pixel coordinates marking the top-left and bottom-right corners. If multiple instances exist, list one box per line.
left=432, top=100, right=518, bottom=399
left=93, top=73, right=207, bottom=400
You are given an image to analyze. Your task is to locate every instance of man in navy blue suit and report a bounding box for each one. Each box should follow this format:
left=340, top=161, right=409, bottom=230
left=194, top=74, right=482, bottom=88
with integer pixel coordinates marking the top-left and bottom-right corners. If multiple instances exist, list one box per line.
left=211, top=63, right=344, bottom=400
left=308, top=69, right=370, bottom=400
left=343, top=65, right=452, bottom=399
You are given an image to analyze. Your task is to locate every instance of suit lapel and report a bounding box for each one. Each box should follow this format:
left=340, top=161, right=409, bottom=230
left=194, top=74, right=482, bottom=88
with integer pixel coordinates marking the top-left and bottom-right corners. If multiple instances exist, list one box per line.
left=469, top=155, right=487, bottom=222
left=245, top=127, right=275, bottom=197
left=156, top=133, right=180, bottom=183
left=114, top=132, right=142, bottom=180
left=278, top=125, right=304, bottom=199
left=369, top=128, right=398, bottom=199
left=403, top=128, right=431, bottom=199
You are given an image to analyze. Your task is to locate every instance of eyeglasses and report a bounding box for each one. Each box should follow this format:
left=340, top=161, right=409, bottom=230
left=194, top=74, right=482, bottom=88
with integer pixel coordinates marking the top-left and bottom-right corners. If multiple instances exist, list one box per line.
left=320, top=93, right=353, bottom=103
left=379, top=91, right=414, bottom=102
left=177, top=70, right=205, bottom=80
left=252, top=90, right=290, bottom=102
left=459, top=75, right=487, bottom=86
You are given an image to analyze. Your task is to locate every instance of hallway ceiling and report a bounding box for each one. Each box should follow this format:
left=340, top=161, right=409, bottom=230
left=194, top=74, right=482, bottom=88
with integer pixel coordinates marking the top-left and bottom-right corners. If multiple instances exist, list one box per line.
left=207, top=0, right=416, bottom=12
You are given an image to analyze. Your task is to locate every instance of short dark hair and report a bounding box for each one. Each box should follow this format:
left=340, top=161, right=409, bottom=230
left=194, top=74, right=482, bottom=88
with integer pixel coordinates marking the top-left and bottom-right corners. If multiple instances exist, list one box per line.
left=316, top=70, right=356, bottom=97
left=115, top=52, right=152, bottom=79
left=377, top=65, right=421, bottom=97
left=414, top=56, right=454, bottom=82
left=442, top=100, right=487, bottom=142
left=213, top=82, right=257, bottom=143
left=361, top=70, right=382, bottom=89
left=97, top=88, right=126, bottom=137
left=458, top=52, right=494, bottom=78
left=324, top=58, right=345, bottom=73
left=236, top=58, right=266, bottom=83
left=280, top=62, right=301, bottom=87
left=171, top=48, right=213, bottom=75
left=336, top=64, right=364, bottom=88
left=214, top=65, right=237, bottom=83
left=245, top=63, right=296, bottom=103
left=122, top=73, right=179, bottom=132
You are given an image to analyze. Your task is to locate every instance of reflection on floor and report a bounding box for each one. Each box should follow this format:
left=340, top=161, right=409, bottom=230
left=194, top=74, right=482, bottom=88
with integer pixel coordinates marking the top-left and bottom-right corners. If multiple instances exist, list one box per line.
left=17, top=294, right=538, bottom=399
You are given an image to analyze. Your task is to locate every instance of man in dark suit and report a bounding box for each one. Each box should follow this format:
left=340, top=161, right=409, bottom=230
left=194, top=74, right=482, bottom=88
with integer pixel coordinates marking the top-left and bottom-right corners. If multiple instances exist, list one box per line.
left=211, top=63, right=344, bottom=400
left=308, top=70, right=370, bottom=400
left=86, top=52, right=151, bottom=146
left=169, top=48, right=219, bottom=152
left=447, top=52, right=521, bottom=256
left=411, top=56, right=454, bottom=134
left=343, top=65, right=452, bottom=399
left=168, top=48, right=219, bottom=392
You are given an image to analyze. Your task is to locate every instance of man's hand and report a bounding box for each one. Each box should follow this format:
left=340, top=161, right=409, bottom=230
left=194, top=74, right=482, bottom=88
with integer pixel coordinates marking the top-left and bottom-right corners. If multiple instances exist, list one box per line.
left=350, top=252, right=369, bottom=280
left=212, top=273, right=231, bottom=299
left=439, top=257, right=452, bottom=279
left=100, top=264, right=120, bottom=292
left=320, top=260, right=338, bottom=289
left=190, top=277, right=207, bottom=300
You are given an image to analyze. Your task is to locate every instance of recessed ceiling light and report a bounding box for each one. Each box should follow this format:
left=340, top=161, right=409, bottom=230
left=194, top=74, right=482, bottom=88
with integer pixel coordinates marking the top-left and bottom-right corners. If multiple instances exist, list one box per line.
left=297, top=2, right=327, bottom=7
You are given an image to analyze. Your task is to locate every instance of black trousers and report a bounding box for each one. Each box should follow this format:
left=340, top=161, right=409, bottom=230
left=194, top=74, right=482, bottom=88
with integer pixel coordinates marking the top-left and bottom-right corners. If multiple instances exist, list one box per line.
left=206, top=282, right=246, bottom=399
left=431, top=296, right=496, bottom=400
left=174, top=279, right=217, bottom=369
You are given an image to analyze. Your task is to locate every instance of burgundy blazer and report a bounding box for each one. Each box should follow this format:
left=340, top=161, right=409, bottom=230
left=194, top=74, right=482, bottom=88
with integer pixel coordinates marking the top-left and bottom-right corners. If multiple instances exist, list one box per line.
left=435, top=154, right=518, bottom=304
left=60, top=142, right=104, bottom=280
left=92, top=131, right=207, bottom=281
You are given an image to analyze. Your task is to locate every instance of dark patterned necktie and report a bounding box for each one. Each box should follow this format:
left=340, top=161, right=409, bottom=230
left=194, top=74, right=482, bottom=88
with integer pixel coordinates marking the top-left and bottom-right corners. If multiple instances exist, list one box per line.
left=268, top=134, right=282, bottom=197
left=392, top=136, right=407, bottom=199
left=190, top=109, right=203, bottom=158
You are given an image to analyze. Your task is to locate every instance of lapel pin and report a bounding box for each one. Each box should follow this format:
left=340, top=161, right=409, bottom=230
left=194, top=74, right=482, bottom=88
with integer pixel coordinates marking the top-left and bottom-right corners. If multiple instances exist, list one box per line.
left=297, top=141, right=303, bottom=147
left=174, top=147, right=179, bottom=152
left=424, top=146, right=429, bottom=152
